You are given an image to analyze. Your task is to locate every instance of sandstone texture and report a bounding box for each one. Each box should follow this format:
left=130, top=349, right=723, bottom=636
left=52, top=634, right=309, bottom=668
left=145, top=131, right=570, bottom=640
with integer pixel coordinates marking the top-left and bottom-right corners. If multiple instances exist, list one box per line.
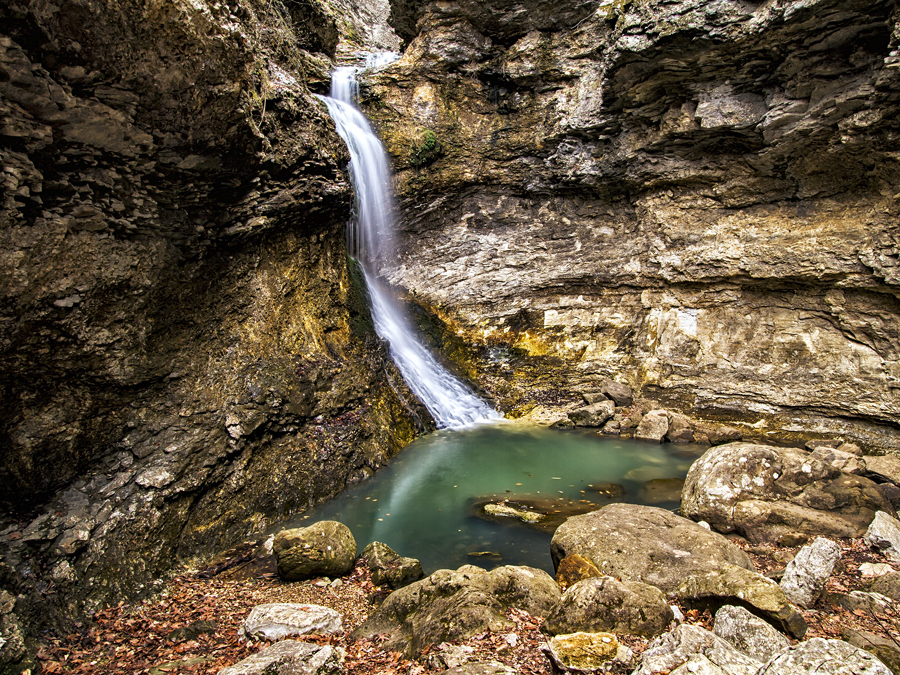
left=550, top=504, right=754, bottom=593
left=0, top=0, right=427, bottom=658
left=360, top=0, right=900, bottom=449
left=682, top=443, right=892, bottom=543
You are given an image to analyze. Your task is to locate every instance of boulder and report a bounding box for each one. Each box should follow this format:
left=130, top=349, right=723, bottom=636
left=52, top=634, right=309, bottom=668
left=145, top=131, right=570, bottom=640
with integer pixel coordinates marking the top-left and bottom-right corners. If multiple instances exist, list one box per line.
left=681, top=443, right=891, bottom=543
left=779, top=537, right=841, bottom=608
left=706, top=425, right=743, bottom=446
left=217, top=640, right=344, bottom=675
left=567, top=400, right=615, bottom=427
left=554, top=553, right=602, bottom=591
left=831, top=590, right=892, bottom=614
left=757, top=638, right=892, bottom=674
left=864, top=511, right=900, bottom=561
left=864, top=455, right=900, bottom=485
left=632, top=624, right=761, bottom=675
left=543, top=632, right=627, bottom=672
left=843, top=629, right=900, bottom=675
left=712, top=605, right=790, bottom=663
left=666, top=414, right=695, bottom=444
left=543, top=576, right=673, bottom=638
left=638, top=478, right=685, bottom=505
left=601, top=381, right=633, bottom=407
left=240, top=603, right=342, bottom=640
left=810, top=446, right=867, bottom=475
left=351, top=565, right=560, bottom=655
left=676, top=564, right=806, bottom=639
left=361, top=541, right=423, bottom=589
left=273, top=521, right=357, bottom=581
left=634, top=410, right=669, bottom=443
left=551, top=504, right=753, bottom=593
left=870, top=570, right=900, bottom=599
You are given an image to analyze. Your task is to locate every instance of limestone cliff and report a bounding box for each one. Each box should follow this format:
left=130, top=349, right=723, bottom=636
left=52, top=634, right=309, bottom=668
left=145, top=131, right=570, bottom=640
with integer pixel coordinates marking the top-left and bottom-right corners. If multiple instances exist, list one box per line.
left=363, top=0, right=900, bottom=448
left=0, top=0, right=426, bottom=665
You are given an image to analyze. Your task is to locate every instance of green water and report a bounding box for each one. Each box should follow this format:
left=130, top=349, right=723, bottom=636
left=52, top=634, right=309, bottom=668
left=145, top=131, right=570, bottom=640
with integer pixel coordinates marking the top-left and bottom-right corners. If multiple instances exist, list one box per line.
left=286, top=420, right=705, bottom=574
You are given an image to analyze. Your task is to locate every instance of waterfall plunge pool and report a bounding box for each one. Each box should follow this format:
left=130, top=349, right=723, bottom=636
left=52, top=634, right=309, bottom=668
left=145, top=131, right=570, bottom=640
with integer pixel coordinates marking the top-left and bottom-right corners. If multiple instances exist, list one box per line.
left=281, top=421, right=707, bottom=575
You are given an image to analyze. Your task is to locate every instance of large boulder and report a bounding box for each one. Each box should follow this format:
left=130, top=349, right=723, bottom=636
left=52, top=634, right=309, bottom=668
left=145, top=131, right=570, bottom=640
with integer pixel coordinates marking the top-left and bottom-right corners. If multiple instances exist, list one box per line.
left=757, top=638, right=892, bottom=675
left=676, top=564, right=806, bottom=639
left=632, top=624, right=761, bottom=675
left=217, top=640, right=344, bottom=675
left=542, top=576, right=673, bottom=638
left=681, top=443, right=891, bottom=543
left=351, top=565, right=560, bottom=655
left=550, top=504, right=753, bottom=593
left=274, top=521, right=357, bottom=581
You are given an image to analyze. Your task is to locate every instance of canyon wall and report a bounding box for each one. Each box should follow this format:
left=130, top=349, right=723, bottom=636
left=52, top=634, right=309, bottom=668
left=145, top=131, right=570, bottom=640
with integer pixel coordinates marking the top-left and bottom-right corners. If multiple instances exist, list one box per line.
left=0, top=0, right=423, bottom=665
left=363, top=0, right=900, bottom=448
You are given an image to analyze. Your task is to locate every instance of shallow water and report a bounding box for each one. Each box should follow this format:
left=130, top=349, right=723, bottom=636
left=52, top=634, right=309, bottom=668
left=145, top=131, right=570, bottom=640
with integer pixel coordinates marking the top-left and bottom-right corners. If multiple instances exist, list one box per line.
left=284, top=421, right=705, bottom=574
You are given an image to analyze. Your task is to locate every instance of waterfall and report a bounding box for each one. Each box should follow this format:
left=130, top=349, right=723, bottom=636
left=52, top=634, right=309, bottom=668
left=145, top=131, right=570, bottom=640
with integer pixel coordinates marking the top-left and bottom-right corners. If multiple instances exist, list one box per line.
left=318, top=56, right=500, bottom=428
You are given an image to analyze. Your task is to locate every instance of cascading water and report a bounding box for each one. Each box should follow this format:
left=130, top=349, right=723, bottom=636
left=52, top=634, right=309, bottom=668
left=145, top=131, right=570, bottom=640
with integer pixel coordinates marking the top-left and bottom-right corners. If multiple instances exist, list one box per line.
left=319, top=56, right=500, bottom=428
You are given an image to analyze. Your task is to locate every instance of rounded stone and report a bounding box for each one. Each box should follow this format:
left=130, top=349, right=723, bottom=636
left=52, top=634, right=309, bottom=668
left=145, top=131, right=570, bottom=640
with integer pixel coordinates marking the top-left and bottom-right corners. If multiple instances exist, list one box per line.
left=273, top=521, right=357, bottom=581
left=551, top=503, right=753, bottom=593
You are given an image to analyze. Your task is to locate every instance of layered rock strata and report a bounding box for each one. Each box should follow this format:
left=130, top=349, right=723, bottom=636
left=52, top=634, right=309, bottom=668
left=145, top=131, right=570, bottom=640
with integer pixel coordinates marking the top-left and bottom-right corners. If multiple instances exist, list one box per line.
left=361, top=0, right=900, bottom=448
left=0, top=0, right=425, bottom=660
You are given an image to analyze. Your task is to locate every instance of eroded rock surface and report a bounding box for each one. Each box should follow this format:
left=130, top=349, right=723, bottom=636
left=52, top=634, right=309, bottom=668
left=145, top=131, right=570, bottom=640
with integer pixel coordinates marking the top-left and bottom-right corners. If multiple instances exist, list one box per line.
left=0, top=0, right=426, bottom=656
left=682, top=443, right=891, bottom=543
left=351, top=565, right=560, bottom=655
left=360, top=0, right=900, bottom=449
left=550, top=504, right=753, bottom=593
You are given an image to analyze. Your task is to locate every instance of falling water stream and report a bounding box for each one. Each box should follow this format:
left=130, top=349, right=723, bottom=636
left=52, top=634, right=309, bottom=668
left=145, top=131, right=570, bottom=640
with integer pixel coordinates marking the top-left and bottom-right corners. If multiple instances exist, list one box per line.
left=319, top=55, right=499, bottom=428
left=305, top=55, right=701, bottom=574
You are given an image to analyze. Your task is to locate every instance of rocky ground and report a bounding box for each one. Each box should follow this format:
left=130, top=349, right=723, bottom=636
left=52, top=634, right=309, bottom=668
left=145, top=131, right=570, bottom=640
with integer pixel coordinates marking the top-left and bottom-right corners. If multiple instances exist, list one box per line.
left=36, top=538, right=900, bottom=674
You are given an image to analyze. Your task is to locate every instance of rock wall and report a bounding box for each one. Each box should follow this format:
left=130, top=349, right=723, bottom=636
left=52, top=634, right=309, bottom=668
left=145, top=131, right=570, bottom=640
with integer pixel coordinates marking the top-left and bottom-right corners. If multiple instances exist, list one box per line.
left=0, top=0, right=426, bottom=664
left=362, top=0, right=900, bottom=449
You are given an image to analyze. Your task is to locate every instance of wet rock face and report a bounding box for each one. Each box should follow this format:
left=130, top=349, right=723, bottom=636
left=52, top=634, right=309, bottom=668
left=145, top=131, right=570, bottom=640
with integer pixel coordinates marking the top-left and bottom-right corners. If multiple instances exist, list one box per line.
left=364, top=0, right=900, bottom=447
left=0, top=0, right=426, bottom=649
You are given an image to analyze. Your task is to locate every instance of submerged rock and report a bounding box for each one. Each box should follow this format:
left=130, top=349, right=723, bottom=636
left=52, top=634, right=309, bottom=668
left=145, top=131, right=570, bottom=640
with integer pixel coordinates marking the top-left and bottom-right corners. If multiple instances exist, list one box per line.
left=638, top=478, right=685, bottom=505
left=472, top=497, right=602, bottom=534
left=274, top=522, right=357, bottom=581
left=351, top=565, right=560, bottom=655
left=682, top=443, right=891, bottom=543
left=551, top=504, right=753, bottom=593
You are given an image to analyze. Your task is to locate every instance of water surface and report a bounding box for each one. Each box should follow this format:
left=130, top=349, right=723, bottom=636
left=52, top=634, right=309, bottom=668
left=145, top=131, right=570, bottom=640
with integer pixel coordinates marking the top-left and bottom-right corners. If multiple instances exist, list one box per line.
left=285, top=421, right=704, bottom=574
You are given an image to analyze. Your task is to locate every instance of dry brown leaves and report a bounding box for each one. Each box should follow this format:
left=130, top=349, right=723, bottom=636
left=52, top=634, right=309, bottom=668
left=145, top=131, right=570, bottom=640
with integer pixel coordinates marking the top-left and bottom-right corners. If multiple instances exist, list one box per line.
left=39, top=538, right=900, bottom=675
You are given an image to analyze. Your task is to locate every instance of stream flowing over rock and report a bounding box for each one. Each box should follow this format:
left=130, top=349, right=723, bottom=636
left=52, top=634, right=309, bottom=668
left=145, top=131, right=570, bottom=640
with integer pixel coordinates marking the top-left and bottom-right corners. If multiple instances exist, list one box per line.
left=360, top=0, right=900, bottom=447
